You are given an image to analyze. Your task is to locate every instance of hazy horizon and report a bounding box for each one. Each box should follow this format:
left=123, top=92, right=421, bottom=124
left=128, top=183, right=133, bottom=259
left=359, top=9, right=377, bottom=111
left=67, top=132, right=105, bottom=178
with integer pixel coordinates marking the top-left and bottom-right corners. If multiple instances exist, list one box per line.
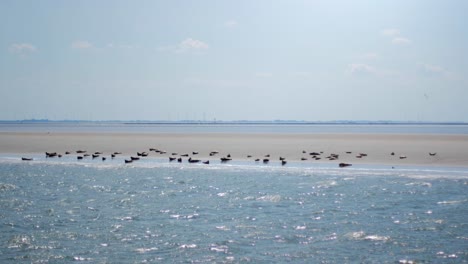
left=1, top=1, right=467, bottom=122
left=1, top=118, right=468, bottom=124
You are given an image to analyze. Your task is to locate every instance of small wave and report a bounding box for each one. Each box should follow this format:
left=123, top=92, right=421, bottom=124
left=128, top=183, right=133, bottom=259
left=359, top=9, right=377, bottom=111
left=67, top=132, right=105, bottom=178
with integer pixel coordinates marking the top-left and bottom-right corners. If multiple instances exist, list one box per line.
left=316, top=180, right=338, bottom=188
left=120, top=216, right=135, bottom=221
left=344, top=231, right=390, bottom=242
left=436, top=251, right=460, bottom=259
left=344, top=231, right=366, bottom=239
left=135, top=247, right=158, bottom=253
left=399, top=260, right=417, bottom=264
left=110, top=224, right=123, bottom=232
left=0, top=183, right=17, bottom=192
left=170, top=213, right=199, bottom=220
left=364, top=235, right=390, bottom=242
left=437, top=199, right=467, bottom=205
left=72, top=256, right=93, bottom=261
left=209, top=244, right=229, bottom=253
left=179, top=244, right=197, bottom=249
left=8, top=234, right=33, bottom=249
left=405, top=182, right=432, bottom=187
left=256, top=195, right=281, bottom=202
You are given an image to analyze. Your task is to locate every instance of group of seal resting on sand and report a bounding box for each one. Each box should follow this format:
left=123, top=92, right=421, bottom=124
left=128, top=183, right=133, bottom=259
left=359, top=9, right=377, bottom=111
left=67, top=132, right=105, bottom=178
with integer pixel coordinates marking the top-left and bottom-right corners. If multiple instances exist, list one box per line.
left=20, top=148, right=439, bottom=168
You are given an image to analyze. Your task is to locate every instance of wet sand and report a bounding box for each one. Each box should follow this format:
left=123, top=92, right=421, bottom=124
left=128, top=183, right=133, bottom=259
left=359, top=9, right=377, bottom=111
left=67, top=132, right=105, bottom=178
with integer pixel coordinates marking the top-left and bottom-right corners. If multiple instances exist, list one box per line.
left=1, top=132, right=468, bottom=167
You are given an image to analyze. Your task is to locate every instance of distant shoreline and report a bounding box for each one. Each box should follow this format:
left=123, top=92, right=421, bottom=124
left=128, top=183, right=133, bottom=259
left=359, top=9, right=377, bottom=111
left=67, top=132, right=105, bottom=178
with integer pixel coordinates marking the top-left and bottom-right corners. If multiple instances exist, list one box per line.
left=1, top=120, right=467, bottom=126
left=2, top=122, right=468, bottom=136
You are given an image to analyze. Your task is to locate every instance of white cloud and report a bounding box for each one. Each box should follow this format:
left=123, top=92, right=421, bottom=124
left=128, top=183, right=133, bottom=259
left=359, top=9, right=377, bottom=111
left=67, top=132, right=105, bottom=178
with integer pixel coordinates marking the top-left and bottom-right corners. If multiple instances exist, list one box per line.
left=71, top=40, right=93, bottom=49
left=363, top=52, right=378, bottom=60
left=381, top=28, right=400, bottom=37
left=225, top=20, right=238, bottom=28
left=423, top=63, right=445, bottom=74
left=179, top=38, right=208, bottom=50
left=176, top=38, right=209, bottom=53
left=9, top=43, right=37, bottom=55
left=346, top=63, right=377, bottom=75
left=381, top=28, right=411, bottom=45
left=158, top=38, right=209, bottom=54
left=421, top=63, right=455, bottom=79
left=291, top=71, right=311, bottom=77
left=255, top=72, right=273, bottom=78
left=392, top=37, right=411, bottom=45
left=107, top=43, right=138, bottom=49
left=185, top=78, right=248, bottom=88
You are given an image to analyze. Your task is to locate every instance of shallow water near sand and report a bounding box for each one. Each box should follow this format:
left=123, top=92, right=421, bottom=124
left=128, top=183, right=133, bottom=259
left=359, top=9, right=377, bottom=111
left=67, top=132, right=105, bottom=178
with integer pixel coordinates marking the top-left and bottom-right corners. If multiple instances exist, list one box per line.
left=1, top=157, right=467, bottom=263
left=2, top=122, right=468, bottom=134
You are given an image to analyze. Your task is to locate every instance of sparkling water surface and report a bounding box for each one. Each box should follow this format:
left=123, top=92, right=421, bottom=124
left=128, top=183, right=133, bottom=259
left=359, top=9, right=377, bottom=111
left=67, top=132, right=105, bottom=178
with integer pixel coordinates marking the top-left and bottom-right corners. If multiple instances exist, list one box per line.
left=1, top=159, right=467, bottom=263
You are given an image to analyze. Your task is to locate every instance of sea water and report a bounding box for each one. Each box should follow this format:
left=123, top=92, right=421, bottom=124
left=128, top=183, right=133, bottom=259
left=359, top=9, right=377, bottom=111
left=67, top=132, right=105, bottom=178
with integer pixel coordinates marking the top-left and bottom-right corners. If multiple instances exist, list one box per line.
left=0, top=157, right=467, bottom=263
left=1, top=122, right=468, bottom=134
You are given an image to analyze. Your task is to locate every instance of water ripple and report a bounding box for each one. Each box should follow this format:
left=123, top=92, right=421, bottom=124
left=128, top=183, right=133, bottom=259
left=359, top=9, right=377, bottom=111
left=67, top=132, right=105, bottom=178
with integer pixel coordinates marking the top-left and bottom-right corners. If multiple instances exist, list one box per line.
left=0, top=162, right=467, bottom=262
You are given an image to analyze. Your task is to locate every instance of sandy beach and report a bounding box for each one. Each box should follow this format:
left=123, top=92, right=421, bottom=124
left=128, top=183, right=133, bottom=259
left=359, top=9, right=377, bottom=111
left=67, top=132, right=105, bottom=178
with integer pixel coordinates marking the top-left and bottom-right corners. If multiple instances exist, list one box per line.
left=1, top=132, right=467, bottom=167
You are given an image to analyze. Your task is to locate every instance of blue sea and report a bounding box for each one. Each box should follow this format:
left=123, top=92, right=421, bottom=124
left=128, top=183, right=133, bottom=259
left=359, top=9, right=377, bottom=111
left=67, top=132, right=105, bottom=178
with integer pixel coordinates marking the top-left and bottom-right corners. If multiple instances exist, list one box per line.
left=1, top=124, right=467, bottom=263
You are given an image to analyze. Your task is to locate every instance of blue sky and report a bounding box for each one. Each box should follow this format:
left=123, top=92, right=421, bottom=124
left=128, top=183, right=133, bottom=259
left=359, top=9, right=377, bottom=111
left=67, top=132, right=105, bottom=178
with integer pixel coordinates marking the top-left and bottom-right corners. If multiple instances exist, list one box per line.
left=1, top=0, right=467, bottom=121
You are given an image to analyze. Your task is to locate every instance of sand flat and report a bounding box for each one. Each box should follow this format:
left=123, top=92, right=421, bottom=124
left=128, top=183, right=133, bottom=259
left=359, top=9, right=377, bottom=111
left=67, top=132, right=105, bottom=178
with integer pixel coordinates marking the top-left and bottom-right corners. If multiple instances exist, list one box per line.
left=1, top=132, right=468, bottom=167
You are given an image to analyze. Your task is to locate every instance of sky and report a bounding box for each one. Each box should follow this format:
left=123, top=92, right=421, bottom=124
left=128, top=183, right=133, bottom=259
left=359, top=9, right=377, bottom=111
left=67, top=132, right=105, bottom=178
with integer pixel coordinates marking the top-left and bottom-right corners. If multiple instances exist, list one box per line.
left=1, top=0, right=468, bottom=122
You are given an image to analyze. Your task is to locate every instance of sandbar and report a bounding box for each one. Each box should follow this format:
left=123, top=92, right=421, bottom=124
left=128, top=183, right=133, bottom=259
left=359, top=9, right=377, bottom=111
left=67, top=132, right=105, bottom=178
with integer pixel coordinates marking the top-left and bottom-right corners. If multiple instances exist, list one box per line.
left=1, top=132, right=467, bottom=167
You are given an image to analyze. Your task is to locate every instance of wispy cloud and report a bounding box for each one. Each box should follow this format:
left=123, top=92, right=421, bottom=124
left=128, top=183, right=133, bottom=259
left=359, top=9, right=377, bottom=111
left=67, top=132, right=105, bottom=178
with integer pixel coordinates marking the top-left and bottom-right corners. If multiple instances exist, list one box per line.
left=363, top=52, right=378, bottom=60
left=346, top=63, right=377, bottom=75
left=346, top=63, right=398, bottom=78
left=9, top=43, right=37, bottom=55
left=381, top=28, right=411, bottom=45
left=290, top=71, right=311, bottom=77
left=185, top=78, right=248, bottom=88
left=224, top=20, right=238, bottom=28
left=159, top=38, right=209, bottom=54
left=381, top=28, right=400, bottom=37
left=423, top=63, right=445, bottom=74
left=71, top=40, right=93, bottom=49
left=255, top=72, right=273, bottom=78
left=178, top=38, right=209, bottom=52
left=421, top=63, right=455, bottom=79
left=107, top=43, right=139, bottom=49
left=392, top=37, right=411, bottom=45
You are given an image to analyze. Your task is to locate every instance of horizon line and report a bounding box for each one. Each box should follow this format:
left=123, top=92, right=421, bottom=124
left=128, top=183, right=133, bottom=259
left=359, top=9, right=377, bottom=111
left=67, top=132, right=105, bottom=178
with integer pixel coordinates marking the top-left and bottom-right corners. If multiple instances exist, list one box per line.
left=1, top=119, right=468, bottom=125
